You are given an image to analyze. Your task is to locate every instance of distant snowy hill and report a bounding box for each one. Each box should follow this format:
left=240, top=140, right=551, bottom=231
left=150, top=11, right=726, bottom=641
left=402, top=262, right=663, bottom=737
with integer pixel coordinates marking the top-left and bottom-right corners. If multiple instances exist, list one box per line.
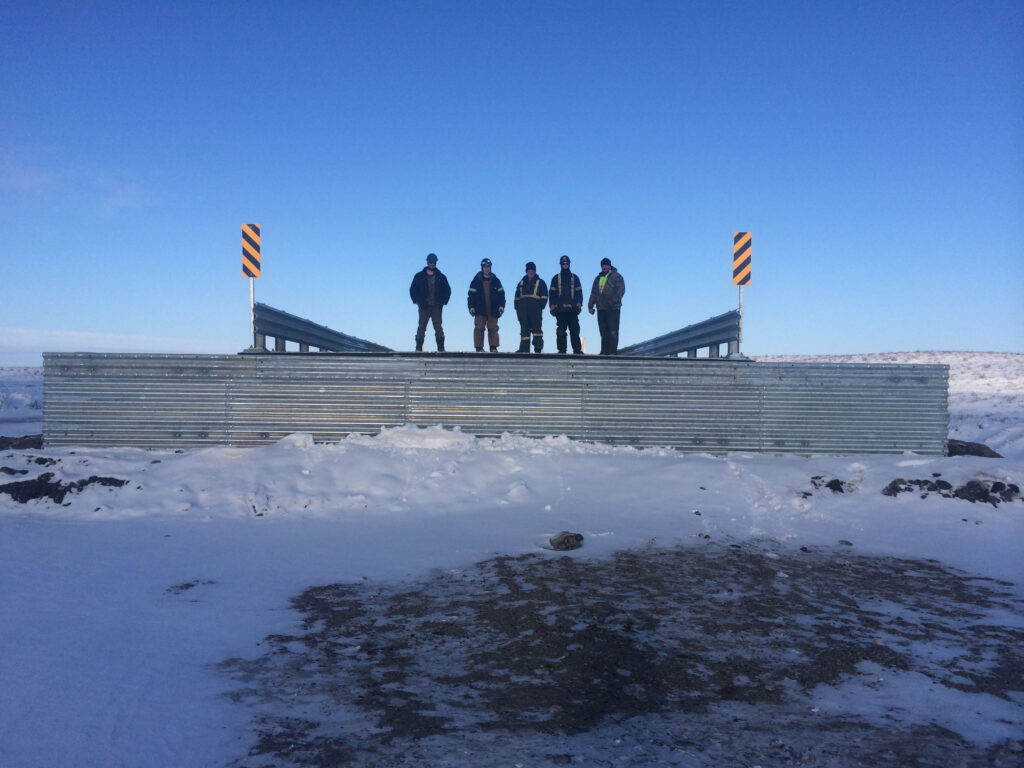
left=0, top=366, right=42, bottom=437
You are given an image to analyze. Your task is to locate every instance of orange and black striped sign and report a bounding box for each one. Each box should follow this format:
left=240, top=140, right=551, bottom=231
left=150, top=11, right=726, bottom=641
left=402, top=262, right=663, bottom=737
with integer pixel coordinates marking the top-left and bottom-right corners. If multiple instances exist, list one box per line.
left=732, top=232, right=751, bottom=285
left=242, top=224, right=261, bottom=278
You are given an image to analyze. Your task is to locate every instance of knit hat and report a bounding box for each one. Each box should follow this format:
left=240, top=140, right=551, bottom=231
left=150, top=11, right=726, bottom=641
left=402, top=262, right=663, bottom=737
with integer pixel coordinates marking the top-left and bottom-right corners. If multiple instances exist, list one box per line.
left=559, top=255, right=570, bottom=266
left=426, top=253, right=437, bottom=263
left=600, top=258, right=612, bottom=267
left=525, top=261, right=536, bottom=272
left=481, top=258, right=492, bottom=267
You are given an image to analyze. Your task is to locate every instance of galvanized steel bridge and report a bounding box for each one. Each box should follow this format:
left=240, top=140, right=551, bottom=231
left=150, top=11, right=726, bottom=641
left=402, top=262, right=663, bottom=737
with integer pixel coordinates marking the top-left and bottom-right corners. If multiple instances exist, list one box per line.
left=43, top=352, right=948, bottom=455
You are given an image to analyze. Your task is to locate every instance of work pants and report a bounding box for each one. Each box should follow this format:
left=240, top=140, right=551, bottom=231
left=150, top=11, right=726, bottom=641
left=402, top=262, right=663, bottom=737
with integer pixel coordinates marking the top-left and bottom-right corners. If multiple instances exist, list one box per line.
left=554, top=311, right=582, bottom=354
left=416, top=305, right=444, bottom=349
left=517, top=305, right=544, bottom=352
left=473, top=314, right=499, bottom=350
left=597, top=308, right=620, bottom=355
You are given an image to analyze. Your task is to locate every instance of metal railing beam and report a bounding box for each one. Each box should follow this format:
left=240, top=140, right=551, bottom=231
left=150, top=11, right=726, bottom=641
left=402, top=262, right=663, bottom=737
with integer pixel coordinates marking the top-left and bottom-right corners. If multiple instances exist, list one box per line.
left=251, top=302, right=392, bottom=353
left=621, top=309, right=741, bottom=357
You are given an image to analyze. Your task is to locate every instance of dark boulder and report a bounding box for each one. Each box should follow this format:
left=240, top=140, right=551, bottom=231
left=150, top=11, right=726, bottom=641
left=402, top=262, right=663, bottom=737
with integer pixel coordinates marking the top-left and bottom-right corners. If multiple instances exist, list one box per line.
left=947, top=439, right=1002, bottom=458
left=549, top=531, right=584, bottom=551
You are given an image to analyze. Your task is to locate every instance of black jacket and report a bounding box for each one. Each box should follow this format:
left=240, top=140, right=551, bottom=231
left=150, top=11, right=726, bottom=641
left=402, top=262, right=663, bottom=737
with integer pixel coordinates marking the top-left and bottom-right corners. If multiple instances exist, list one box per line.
left=410, top=267, right=452, bottom=307
left=514, top=274, right=548, bottom=312
left=467, top=271, right=506, bottom=317
left=548, top=268, right=583, bottom=314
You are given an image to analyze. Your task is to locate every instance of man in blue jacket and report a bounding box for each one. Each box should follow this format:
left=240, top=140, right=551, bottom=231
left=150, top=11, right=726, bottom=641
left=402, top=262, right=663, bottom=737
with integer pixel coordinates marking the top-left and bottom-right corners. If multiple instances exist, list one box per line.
left=467, top=258, right=505, bottom=352
left=409, top=252, right=451, bottom=351
left=549, top=255, right=584, bottom=354
left=514, top=261, right=548, bottom=353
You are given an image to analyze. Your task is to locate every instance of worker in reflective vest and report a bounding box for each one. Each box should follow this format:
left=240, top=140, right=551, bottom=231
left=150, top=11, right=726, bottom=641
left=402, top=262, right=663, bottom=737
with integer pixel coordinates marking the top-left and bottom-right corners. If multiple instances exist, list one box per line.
left=549, top=255, right=584, bottom=354
left=588, top=258, right=626, bottom=355
left=514, top=261, right=549, bottom=353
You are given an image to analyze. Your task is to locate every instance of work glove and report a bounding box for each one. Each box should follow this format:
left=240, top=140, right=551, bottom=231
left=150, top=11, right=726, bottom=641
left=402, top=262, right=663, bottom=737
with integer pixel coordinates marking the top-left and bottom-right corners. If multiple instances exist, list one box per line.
left=497, top=307, right=504, bottom=317
left=469, top=308, right=476, bottom=316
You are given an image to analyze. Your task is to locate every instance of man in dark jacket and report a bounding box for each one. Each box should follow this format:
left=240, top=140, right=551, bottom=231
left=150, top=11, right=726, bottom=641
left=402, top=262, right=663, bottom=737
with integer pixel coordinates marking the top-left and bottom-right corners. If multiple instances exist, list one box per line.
left=467, top=258, right=505, bottom=352
left=514, top=261, right=548, bottom=353
left=587, top=257, right=626, bottom=355
left=409, top=252, right=451, bottom=351
left=548, top=254, right=584, bottom=354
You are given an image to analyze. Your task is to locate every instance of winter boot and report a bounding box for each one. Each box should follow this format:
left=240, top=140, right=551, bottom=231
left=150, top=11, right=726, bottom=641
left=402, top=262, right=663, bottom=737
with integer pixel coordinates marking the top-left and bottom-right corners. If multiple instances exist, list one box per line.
left=490, top=346, right=498, bottom=353
left=518, top=339, right=530, bottom=354
left=534, top=338, right=543, bottom=354
left=476, top=347, right=484, bottom=352
left=415, top=336, right=424, bottom=352
left=436, top=336, right=445, bottom=352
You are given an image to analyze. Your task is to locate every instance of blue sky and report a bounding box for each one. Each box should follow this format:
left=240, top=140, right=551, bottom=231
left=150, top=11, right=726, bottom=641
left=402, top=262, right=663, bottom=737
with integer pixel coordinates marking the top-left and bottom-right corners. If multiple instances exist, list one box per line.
left=1, top=0, right=1021, bottom=364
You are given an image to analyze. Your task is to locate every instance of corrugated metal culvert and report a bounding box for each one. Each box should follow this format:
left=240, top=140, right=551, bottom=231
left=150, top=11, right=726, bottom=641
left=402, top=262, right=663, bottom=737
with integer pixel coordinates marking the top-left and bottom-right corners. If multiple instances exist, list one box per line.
left=43, top=353, right=948, bottom=455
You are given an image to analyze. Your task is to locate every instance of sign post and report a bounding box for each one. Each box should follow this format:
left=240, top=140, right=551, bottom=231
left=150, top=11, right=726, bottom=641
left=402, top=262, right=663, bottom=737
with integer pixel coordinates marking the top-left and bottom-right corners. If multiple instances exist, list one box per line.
left=242, top=224, right=261, bottom=341
left=732, top=232, right=751, bottom=355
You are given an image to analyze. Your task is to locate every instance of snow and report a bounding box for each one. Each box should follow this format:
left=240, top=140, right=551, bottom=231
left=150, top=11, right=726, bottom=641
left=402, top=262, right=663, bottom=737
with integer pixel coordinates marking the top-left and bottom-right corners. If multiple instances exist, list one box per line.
left=1, top=352, right=1022, bottom=767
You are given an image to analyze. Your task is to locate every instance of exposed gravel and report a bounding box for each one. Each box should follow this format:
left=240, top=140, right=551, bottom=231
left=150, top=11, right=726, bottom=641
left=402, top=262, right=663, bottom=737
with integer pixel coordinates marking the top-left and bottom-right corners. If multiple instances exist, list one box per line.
left=222, top=542, right=1023, bottom=767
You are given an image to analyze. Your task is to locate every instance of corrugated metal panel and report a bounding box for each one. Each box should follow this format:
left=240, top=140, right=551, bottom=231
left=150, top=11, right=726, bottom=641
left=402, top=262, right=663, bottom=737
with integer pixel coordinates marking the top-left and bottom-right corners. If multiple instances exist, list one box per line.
left=43, top=353, right=949, bottom=454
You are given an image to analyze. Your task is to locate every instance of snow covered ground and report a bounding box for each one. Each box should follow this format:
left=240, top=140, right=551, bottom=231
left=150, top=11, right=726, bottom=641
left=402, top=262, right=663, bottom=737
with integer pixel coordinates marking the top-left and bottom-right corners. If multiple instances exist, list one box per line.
left=1, top=352, right=1022, bottom=767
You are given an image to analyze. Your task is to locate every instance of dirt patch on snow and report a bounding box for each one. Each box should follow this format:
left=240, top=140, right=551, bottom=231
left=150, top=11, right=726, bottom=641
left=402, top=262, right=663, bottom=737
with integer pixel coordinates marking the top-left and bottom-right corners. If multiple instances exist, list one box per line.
left=0, top=434, right=42, bottom=450
left=222, top=543, right=1023, bottom=767
left=0, top=471, right=127, bottom=504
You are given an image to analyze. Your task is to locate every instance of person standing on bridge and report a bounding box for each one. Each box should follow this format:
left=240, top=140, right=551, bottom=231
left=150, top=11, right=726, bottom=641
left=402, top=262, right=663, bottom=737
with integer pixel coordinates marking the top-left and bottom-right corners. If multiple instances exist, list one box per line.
left=468, top=258, right=505, bottom=352
left=514, top=261, right=548, bottom=353
left=409, top=252, right=451, bottom=351
left=549, top=255, right=584, bottom=354
left=588, top=257, right=625, bottom=355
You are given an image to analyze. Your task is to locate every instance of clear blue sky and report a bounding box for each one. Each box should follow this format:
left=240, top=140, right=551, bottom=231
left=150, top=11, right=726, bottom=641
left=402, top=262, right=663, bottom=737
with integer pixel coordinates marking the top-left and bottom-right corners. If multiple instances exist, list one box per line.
left=1, top=0, right=1021, bottom=364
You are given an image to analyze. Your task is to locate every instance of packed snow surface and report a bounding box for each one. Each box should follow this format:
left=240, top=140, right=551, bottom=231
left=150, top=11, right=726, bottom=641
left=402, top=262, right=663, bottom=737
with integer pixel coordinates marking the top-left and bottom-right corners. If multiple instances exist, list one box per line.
left=1, top=352, right=1021, bottom=767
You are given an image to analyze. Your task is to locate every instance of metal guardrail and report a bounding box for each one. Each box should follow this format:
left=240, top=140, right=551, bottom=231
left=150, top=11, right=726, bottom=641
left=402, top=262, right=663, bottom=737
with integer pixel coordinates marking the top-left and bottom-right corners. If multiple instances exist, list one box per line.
left=251, top=302, right=392, bottom=353
left=621, top=310, right=742, bottom=357
left=43, top=353, right=949, bottom=455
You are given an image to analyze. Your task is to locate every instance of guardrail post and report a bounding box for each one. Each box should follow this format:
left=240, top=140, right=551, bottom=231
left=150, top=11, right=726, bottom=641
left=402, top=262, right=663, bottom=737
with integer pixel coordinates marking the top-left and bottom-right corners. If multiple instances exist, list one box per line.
left=254, top=333, right=267, bottom=351
left=275, top=337, right=286, bottom=352
left=728, top=339, right=739, bottom=356
left=687, top=349, right=697, bottom=358
left=299, top=343, right=310, bottom=352
left=708, top=344, right=720, bottom=358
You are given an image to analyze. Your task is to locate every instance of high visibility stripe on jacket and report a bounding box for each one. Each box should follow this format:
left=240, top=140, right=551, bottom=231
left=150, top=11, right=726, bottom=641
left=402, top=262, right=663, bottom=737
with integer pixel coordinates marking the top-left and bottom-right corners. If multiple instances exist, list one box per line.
left=514, top=275, right=548, bottom=310
left=588, top=267, right=625, bottom=311
left=549, top=270, right=583, bottom=313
